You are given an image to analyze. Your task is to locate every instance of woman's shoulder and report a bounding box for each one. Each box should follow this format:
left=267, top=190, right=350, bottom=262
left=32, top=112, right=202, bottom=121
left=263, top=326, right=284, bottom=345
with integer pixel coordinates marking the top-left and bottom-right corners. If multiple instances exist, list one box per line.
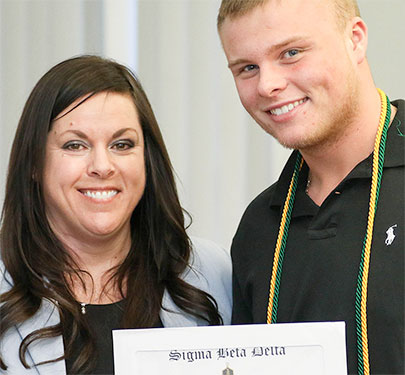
left=186, top=236, right=232, bottom=324
left=0, top=259, right=66, bottom=374
left=188, top=236, right=231, bottom=273
left=161, top=237, right=232, bottom=326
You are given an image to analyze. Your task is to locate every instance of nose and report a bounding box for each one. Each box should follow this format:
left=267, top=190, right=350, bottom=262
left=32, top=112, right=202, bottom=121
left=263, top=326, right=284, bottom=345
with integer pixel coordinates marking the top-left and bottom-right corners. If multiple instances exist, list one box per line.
left=257, top=64, right=287, bottom=97
left=87, top=147, right=115, bottom=178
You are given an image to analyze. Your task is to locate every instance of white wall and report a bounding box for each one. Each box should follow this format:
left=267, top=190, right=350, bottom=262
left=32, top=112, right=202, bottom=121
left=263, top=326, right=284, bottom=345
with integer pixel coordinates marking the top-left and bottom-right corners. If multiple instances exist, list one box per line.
left=0, top=0, right=404, bottom=250
left=0, top=0, right=106, bottom=204
left=359, top=0, right=405, bottom=100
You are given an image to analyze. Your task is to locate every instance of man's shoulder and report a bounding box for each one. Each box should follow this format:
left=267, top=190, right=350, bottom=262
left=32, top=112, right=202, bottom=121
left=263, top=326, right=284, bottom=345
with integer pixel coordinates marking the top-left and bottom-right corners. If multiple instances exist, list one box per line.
left=231, top=181, right=280, bottom=246
left=245, top=182, right=278, bottom=214
left=391, top=98, right=405, bottom=122
left=235, top=149, right=299, bottom=224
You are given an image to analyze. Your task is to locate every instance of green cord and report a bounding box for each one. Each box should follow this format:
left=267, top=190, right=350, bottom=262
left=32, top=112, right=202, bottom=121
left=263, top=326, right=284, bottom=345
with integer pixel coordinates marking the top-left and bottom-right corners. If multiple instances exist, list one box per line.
left=354, top=95, right=390, bottom=375
left=271, top=152, right=302, bottom=323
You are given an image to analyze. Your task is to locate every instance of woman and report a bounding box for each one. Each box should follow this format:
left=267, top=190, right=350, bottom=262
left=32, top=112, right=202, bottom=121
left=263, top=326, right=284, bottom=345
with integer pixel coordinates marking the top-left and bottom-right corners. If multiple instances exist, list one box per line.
left=0, top=55, right=231, bottom=374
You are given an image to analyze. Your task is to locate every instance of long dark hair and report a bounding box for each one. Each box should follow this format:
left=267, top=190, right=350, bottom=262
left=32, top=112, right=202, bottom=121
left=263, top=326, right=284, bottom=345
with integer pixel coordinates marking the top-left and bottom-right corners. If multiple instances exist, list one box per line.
left=0, top=55, right=221, bottom=373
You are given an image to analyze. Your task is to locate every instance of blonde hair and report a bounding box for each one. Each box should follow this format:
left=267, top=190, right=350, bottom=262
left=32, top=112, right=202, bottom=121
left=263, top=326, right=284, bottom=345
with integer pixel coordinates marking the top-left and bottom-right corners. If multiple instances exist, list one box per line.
left=217, top=0, right=361, bottom=30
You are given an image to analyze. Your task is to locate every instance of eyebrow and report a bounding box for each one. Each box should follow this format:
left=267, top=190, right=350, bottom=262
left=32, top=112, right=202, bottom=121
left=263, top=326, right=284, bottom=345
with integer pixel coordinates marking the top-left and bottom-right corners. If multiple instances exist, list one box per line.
left=228, top=36, right=308, bottom=69
left=60, top=127, right=139, bottom=139
left=112, top=127, right=138, bottom=138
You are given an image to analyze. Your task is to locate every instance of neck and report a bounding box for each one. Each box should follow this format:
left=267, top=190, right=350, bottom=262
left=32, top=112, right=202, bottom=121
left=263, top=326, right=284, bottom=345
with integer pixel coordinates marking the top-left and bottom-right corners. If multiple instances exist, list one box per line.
left=302, top=89, right=396, bottom=206
left=59, top=231, right=131, bottom=304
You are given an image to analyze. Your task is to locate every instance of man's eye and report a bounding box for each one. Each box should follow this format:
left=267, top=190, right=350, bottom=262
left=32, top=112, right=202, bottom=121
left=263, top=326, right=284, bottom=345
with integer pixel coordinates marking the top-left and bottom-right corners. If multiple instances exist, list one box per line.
left=284, top=49, right=300, bottom=58
left=111, top=140, right=134, bottom=151
left=62, top=141, right=86, bottom=151
left=242, top=64, right=258, bottom=73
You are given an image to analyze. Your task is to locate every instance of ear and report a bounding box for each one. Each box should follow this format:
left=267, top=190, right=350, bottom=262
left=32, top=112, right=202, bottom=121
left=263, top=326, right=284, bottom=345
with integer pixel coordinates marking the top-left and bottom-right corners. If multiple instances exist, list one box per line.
left=348, top=16, right=368, bottom=64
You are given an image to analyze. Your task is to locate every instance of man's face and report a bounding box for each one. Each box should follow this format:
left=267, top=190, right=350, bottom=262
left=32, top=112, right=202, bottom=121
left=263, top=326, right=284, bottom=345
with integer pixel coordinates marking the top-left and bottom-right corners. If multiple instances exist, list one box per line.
left=219, top=0, right=360, bottom=151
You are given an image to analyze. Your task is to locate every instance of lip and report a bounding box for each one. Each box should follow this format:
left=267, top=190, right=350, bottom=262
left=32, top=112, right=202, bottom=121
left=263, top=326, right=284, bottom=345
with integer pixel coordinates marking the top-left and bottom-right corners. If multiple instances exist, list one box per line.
left=265, top=97, right=308, bottom=118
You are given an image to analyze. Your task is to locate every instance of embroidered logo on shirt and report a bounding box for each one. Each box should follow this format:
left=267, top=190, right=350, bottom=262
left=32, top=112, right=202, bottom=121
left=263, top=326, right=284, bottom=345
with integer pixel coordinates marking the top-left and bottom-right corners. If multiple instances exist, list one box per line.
left=385, top=224, right=397, bottom=246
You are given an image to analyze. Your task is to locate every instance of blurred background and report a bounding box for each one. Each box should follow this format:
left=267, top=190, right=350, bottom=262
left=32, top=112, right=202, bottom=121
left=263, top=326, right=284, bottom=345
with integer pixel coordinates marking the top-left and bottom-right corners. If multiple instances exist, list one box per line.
left=0, top=0, right=404, bottom=249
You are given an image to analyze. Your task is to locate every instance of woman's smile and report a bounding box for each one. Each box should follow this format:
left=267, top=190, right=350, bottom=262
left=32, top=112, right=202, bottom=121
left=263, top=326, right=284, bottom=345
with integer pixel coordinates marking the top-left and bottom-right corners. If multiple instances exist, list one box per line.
left=79, top=189, right=120, bottom=202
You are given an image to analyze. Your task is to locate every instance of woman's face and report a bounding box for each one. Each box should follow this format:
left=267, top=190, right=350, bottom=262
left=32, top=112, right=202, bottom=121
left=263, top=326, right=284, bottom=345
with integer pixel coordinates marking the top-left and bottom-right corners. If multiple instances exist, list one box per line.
left=42, top=91, right=146, bottom=245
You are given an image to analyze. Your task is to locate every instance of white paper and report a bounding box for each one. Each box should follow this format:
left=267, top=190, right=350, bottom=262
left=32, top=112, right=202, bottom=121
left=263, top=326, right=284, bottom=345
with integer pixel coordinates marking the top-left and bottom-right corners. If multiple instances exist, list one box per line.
left=113, top=321, right=347, bottom=374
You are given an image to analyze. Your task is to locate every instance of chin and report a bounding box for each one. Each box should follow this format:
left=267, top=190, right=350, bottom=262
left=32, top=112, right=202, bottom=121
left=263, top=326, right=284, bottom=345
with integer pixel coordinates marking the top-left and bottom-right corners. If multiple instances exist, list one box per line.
left=272, top=133, right=308, bottom=150
left=274, top=125, right=327, bottom=150
left=82, top=212, right=131, bottom=235
left=83, top=221, right=125, bottom=238
left=258, top=123, right=303, bottom=149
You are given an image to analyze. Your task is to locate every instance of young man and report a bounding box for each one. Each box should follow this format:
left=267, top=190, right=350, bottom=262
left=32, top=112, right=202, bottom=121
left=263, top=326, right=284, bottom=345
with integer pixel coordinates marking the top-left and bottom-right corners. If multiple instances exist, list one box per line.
left=217, top=1, right=404, bottom=374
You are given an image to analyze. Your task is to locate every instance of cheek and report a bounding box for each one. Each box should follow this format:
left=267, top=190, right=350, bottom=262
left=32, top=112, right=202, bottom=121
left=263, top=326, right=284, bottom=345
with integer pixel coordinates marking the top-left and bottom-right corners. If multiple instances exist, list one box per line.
left=236, top=81, right=257, bottom=109
left=314, top=55, right=353, bottom=91
left=124, top=158, right=146, bottom=188
left=43, top=156, right=86, bottom=192
left=292, top=65, right=320, bottom=89
left=289, top=57, right=331, bottom=91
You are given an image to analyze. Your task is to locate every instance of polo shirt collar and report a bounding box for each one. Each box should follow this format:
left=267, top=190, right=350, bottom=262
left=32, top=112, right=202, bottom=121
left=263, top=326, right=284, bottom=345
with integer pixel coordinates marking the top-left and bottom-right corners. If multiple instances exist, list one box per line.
left=380, top=99, right=404, bottom=168
left=270, top=150, right=315, bottom=217
left=339, top=99, right=404, bottom=180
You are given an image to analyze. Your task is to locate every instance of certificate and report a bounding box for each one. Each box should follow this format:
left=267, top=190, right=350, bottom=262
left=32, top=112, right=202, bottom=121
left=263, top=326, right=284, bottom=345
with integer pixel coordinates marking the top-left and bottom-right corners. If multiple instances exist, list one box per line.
left=113, top=321, right=347, bottom=374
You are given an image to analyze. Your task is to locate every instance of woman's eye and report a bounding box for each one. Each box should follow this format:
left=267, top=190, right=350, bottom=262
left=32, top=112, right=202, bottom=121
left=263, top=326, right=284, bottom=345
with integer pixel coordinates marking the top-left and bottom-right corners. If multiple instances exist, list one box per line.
left=62, top=141, right=86, bottom=151
left=111, top=140, right=134, bottom=151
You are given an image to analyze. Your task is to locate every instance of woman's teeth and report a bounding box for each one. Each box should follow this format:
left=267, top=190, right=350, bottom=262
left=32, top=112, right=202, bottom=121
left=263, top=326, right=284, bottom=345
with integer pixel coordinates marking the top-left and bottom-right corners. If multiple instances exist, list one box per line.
left=82, top=190, right=118, bottom=200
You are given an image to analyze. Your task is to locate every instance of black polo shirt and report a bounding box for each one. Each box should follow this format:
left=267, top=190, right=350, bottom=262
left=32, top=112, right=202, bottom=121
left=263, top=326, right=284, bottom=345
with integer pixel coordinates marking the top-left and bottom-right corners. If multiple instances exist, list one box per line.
left=231, top=100, right=404, bottom=375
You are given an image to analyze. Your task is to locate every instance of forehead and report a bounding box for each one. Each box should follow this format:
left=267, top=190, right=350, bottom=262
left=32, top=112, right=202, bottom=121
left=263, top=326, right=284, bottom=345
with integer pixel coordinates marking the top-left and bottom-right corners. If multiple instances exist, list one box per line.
left=55, top=91, right=136, bottom=119
left=51, top=92, right=140, bottom=132
left=220, top=0, right=337, bottom=35
left=220, top=0, right=338, bottom=56
left=219, top=0, right=336, bottom=20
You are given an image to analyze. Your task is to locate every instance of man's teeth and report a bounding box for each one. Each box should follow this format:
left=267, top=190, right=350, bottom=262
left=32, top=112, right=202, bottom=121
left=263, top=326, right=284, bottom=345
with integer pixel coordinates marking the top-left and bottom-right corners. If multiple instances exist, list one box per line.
left=82, top=190, right=118, bottom=199
left=270, top=99, right=306, bottom=116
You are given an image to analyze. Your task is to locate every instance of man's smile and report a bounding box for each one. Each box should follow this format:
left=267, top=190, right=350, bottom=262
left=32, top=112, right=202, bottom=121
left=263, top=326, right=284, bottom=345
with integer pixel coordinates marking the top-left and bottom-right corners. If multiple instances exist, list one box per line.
left=268, top=98, right=308, bottom=116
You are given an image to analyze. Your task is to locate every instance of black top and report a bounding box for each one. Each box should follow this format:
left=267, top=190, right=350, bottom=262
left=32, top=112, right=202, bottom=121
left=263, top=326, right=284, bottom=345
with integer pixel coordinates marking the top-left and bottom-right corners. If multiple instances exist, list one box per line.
left=231, top=100, right=404, bottom=374
left=64, top=300, right=163, bottom=374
